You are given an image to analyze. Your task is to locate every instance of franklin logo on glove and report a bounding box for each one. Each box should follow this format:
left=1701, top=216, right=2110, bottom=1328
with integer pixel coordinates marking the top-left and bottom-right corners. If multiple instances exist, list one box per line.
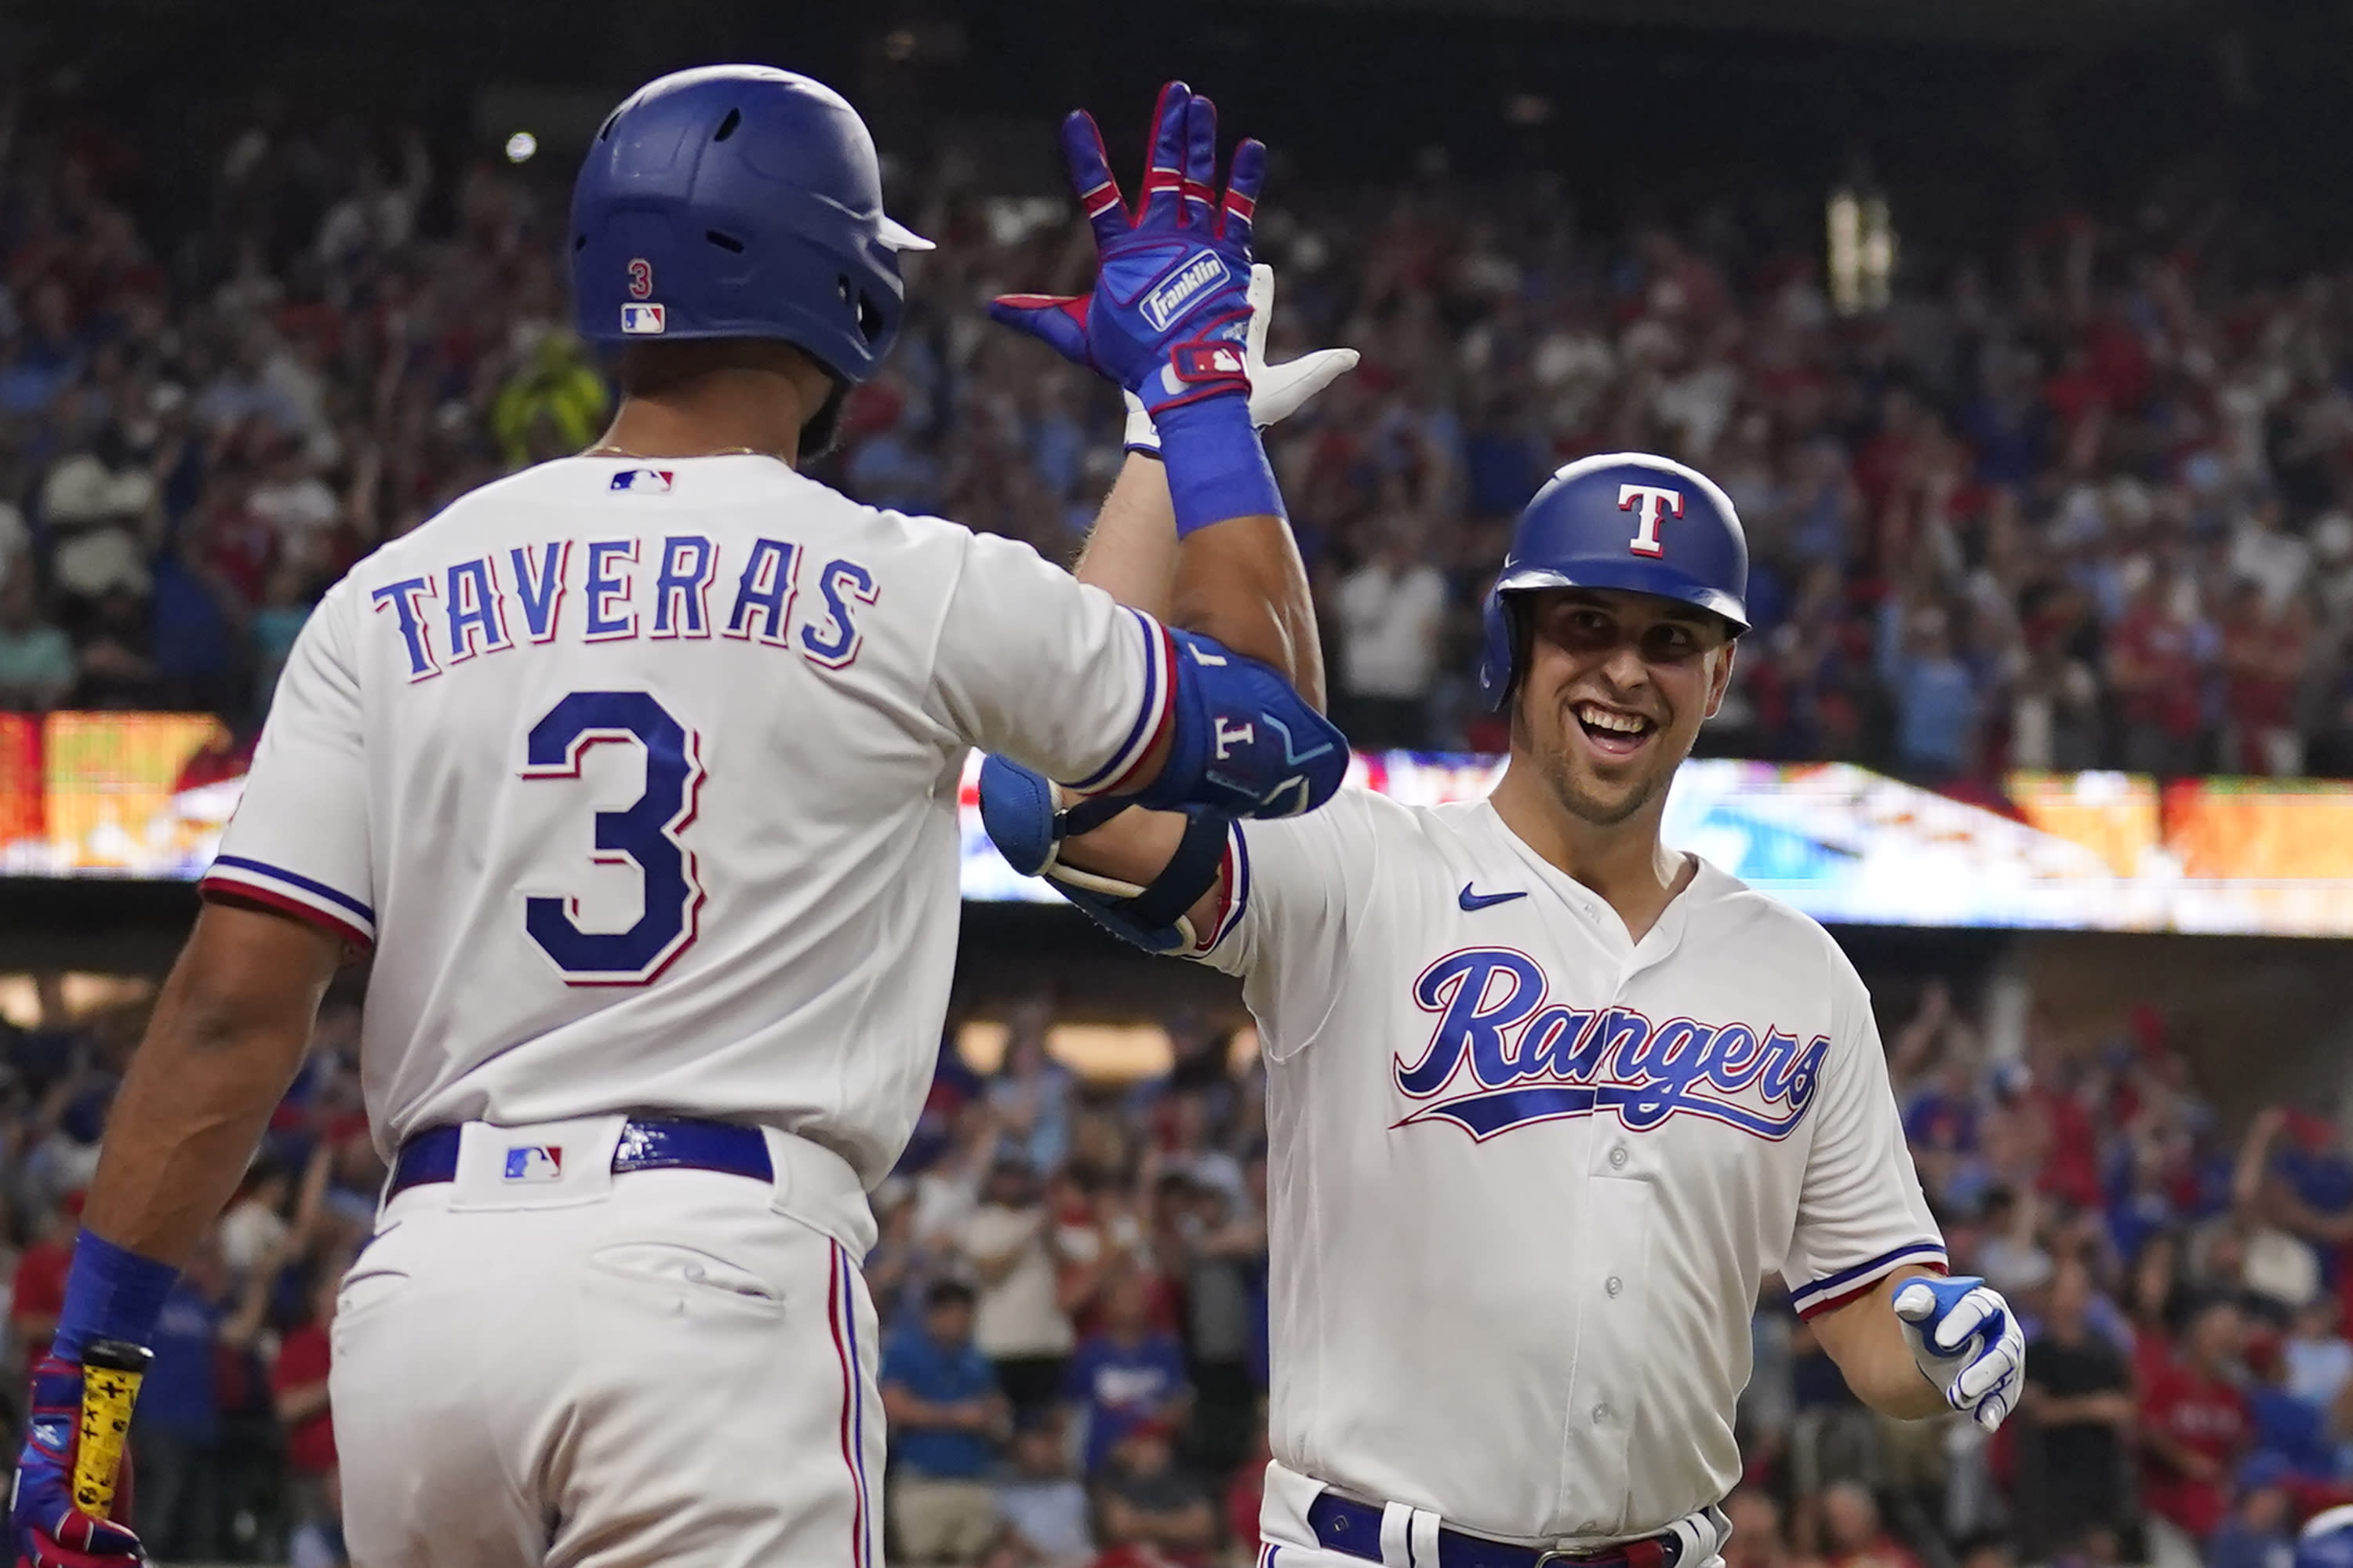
left=1141, top=251, right=1231, bottom=331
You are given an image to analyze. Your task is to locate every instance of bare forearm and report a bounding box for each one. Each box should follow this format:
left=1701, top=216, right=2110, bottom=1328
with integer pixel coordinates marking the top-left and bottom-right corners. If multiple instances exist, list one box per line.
left=1810, top=1266, right=1948, bottom=1420
left=1077, top=453, right=1323, bottom=708
left=83, top=905, right=338, bottom=1264
left=1075, top=454, right=1182, bottom=619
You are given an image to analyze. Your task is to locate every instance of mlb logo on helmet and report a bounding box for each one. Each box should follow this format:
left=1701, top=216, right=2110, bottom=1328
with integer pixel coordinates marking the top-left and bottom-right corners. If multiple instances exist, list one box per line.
left=610, top=469, right=675, bottom=493
left=503, top=1146, right=564, bottom=1181
left=620, top=303, right=667, bottom=335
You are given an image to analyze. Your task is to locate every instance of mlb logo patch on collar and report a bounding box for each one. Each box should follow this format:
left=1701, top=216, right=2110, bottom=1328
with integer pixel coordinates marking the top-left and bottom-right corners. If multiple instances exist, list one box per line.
left=503, top=1145, right=564, bottom=1182
left=611, top=469, right=674, bottom=493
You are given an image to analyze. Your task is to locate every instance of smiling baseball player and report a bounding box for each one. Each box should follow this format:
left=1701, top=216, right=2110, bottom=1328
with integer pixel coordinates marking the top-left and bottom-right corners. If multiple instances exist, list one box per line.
left=7, top=71, right=1354, bottom=1568
left=976, top=452, right=2026, bottom=1568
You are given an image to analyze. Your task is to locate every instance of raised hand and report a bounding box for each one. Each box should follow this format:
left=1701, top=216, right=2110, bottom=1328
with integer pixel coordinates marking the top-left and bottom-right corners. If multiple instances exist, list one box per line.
left=989, top=82, right=1262, bottom=419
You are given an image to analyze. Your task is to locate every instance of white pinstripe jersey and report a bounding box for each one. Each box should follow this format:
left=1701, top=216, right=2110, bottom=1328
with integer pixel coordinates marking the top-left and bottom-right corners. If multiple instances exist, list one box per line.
left=1192, top=788, right=1943, bottom=1543
left=202, top=455, right=1176, bottom=1184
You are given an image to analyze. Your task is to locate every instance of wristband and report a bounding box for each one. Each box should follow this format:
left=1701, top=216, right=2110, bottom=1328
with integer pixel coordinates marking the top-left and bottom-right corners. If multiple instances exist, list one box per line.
left=53, top=1229, right=178, bottom=1360
left=1154, top=394, right=1285, bottom=538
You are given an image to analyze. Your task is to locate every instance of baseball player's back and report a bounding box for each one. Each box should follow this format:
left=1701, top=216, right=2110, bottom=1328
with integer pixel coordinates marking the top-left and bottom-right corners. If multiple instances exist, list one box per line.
left=11, top=68, right=1355, bottom=1568
left=1199, top=787, right=1939, bottom=1541
left=198, top=450, right=1184, bottom=1565
left=207, top=452, right=1171, bottom=1183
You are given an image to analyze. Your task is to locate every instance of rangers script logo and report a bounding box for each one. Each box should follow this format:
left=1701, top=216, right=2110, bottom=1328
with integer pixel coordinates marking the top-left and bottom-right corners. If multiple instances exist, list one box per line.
left=1392, top=948, right=1827, bottom=1141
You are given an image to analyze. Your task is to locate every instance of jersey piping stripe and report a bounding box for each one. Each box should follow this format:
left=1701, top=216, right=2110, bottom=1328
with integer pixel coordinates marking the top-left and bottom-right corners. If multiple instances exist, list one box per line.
left=1066, top=609, right=1176, bottom=796
left=209, top=854, right=376, bottom=923
left=1789, top=1240, right=1948, bottom=1319
left=198, top=876, right=375, bottom=951
left=1195, top=823, right=1252, bottom=956
left=827, top=1240, right=873, bottom=1568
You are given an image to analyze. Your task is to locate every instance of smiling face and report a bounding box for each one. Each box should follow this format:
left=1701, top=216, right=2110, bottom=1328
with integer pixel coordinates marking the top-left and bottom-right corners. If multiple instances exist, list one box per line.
left=1508, top=587, right=1737, bottom=829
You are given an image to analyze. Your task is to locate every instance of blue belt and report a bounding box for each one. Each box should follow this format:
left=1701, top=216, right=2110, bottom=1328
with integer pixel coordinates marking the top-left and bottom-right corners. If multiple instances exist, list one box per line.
left=1305, top=1495, right=1681, bottom=1568
left=388, top=1117, right=774, bottom=1197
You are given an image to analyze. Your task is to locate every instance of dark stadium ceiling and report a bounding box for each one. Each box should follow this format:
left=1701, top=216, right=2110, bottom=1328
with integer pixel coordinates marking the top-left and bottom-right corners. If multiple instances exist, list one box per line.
left=1264, top=0, right=2218, bottom=45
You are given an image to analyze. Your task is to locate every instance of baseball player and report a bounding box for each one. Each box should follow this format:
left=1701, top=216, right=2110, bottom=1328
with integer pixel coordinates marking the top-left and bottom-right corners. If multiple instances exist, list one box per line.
left=976, top=452, right=2029, bottom=1568
left=7, top=71, right=1354, bottom=1568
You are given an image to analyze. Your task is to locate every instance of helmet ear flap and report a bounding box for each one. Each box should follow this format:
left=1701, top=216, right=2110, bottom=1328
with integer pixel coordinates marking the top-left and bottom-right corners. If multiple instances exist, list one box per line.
left=1478, top=589, right=1536, bottom=711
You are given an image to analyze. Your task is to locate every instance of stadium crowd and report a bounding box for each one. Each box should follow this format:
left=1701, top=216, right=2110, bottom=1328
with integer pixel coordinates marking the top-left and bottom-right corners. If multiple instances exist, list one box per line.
left=5, top=86, right=2353, bottom=1568
left=8, top=105, right=2353, bottom=781
left=5, top=964, right=2353, bottom=1568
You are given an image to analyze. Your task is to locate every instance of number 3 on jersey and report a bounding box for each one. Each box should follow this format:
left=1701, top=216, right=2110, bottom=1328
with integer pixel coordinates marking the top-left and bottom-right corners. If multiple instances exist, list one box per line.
left=521, top=690, right=704, bottom=984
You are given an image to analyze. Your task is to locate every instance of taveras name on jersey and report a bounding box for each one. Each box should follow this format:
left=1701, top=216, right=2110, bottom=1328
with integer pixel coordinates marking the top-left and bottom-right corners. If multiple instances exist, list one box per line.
left=201, top=455, right=1179, bottom=1187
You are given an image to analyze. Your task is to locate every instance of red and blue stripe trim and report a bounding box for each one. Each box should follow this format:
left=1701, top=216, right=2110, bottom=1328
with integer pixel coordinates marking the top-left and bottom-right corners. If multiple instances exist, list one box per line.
left=1067, top=609, right=1176, bottom=797
left=199, top=854, right=375, bottom=948
left=1791, top=1240, right=1948, bottom=1319
left=827, top=1240, right=874, bottom=1568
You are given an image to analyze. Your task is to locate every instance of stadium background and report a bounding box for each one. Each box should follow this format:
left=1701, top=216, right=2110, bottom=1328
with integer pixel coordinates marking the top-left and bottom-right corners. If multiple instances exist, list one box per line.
left=8, top=2, right=2353, bottom=1566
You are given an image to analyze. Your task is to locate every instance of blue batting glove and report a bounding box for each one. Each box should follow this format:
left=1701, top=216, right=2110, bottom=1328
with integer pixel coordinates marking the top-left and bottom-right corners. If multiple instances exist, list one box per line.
left=11, top=1355, right=147, bottom=1568
left=988, top=82, right=1262, bottom=420
left=1893, top=1275, right=2025, bottom=1432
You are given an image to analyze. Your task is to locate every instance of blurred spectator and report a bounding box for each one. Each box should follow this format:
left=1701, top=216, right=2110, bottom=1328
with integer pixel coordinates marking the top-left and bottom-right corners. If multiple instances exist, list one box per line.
left=2140, top=1297, right=2253, bottom=1556
left=1722, top=1490, right=1799, bottom=1568
left=2206, top=1454, right=2300, bottom=1568
left=272, top=1264, right=345, bottom=1568
left=1093, top=1419, right=1215, bottom=1566
left=1820, top=1479, right=1923, bottom=1568
left=0, top=567, right=74, bottom=709
left=990, top=1006, right=1075, bottom=1177
left=8, top=1195, right=76, bottom=1370
left=1330, top=521, right=1446, bottom=748
left=1063, top=1268, right=1190, bottom=1476
left=2018, top=1255, right=2137, bottom=1559
left=961, top=1157, right=1075, bottom=1424
left=1885, top=605, right=1979, bottom=779
left=882, top=1279, right=1013, bottom=1568
left=995, top=1417, right=1094, bottom=1568
left=250, top=562, right=316, bottom=715
left=40, top=424, right=157, bottom=606
left=130, top=1233, right=275, bottom=1562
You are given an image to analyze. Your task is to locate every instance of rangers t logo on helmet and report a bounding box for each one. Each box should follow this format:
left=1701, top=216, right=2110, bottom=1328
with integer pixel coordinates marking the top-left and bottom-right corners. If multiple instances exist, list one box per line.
left=1477, top=452, right=1750, bottom=708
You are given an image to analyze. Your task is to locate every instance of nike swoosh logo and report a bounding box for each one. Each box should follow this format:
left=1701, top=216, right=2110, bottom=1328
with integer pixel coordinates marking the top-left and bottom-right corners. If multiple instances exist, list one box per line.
left=1458, top=884, right=1528, bottom=911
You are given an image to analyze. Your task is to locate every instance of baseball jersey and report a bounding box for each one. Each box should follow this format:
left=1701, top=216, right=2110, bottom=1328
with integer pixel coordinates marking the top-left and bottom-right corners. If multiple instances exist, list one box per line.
left=201, top=454, right=1177, bottom=1184
left=1192, top=788, right=1943, bottom=1543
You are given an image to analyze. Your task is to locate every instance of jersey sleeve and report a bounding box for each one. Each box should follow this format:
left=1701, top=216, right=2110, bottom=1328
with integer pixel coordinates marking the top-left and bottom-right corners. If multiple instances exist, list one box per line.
left=1189, top=787, right=1377, bottom=1060
left=199, top=580, right=376, bottom=949
left=1780, top=950, right=1947, bottom=1319
left=925, top=529, right=1173, bottom=795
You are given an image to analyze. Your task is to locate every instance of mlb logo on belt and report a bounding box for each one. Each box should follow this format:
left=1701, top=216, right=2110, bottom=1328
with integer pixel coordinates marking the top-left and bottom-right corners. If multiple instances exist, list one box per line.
left=503, top=1145, right=564, bottom=1181
left=620, top=302, right=667, bottom=334
left=611, top=469, right=674, bottom=493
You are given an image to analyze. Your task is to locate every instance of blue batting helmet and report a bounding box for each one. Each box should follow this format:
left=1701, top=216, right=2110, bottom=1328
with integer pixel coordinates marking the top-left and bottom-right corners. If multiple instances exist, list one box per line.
left=2300, top=1505, right=2353, bottom=1568
left=570, top=65, right=933, bottom=385
left=1476, top=451, right=1750, bottom=708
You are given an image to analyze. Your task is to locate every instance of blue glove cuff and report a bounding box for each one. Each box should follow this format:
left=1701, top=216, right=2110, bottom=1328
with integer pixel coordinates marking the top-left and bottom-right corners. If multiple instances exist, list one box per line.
left=53, top=1229, right=177, bottom=1359
left=1154, top=395, right=1284, bottom=538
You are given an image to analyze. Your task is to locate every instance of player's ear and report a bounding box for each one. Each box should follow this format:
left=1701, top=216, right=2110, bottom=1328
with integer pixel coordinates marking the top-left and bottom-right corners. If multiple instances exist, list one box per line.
left=1702, top=637, right=1737, bottom=721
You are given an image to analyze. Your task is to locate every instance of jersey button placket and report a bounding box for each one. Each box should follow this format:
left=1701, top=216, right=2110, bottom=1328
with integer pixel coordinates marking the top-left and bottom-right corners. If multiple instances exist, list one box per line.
left=1606, top=1275, right=1623, bottom=1297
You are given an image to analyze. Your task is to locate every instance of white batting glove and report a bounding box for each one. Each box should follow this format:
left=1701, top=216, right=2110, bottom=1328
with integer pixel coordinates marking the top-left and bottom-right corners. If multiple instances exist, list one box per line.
left=1893, top=1275, right=2025, bottom=1432
left=1124, top=264, right=1358, bottom=451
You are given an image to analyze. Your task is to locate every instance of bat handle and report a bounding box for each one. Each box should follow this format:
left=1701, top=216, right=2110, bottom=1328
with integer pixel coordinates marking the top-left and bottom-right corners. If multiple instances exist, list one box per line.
left=71, top=1338, right=152, bottom=1521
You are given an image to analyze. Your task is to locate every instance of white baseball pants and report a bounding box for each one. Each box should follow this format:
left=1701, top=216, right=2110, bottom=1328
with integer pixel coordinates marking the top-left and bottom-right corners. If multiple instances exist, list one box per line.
left=329, top=1118, right=883, bottom=1568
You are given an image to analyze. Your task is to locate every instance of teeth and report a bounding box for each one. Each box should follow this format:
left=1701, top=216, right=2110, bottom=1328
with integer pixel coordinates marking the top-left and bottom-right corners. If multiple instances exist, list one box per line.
left=1577, top=704, right=1649, bottom=735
